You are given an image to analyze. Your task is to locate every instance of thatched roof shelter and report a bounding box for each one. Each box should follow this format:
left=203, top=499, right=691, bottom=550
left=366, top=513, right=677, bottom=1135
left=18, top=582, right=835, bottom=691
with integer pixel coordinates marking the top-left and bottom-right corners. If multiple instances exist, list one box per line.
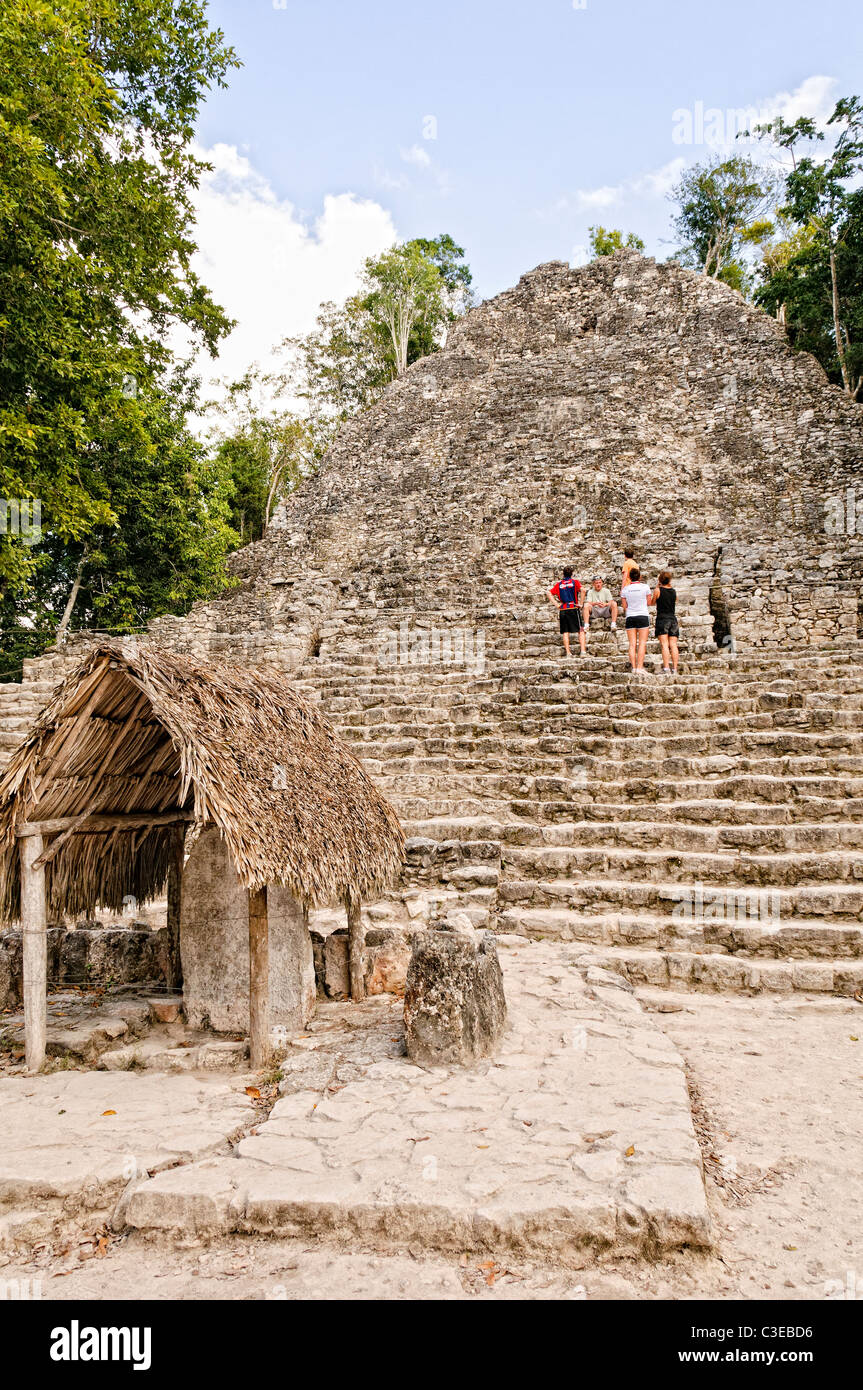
left=0, top=641, right=404, bottom=920
left=0, top=641, right=405, bottom=1069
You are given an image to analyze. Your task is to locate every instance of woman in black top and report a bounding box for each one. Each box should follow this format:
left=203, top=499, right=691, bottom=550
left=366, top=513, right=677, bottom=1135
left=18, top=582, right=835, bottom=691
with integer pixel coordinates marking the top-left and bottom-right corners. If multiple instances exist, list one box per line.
left=651, top=570, right=679, bottom=675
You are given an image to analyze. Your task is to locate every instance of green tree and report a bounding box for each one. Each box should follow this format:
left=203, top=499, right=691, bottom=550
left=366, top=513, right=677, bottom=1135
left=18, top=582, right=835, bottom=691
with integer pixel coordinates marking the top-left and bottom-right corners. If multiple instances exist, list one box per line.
left=669, top=156, right=776, bottom=289
left=286, top=235, right=473, bottom=444
left=406, top=233, right=474, bottom=357
left=0, top=374, right=237, bottom=665
left=0, top=0, right=239, bottom=658
left=588, top=226, right=645, bottom=257
left=209, top=371, right=317, bottom=544
left=750, top=98, right=863, bottom=398
left=359, top=242, right=449, bottom=377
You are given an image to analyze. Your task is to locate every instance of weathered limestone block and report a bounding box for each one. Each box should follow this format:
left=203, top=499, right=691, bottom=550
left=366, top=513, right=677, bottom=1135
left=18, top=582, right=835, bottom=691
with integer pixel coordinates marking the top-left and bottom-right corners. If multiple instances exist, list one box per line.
left=180, top=827, right=315, bottom=1033
left=364, top=926, right=413, bottom=995
left=403, top=927, right=507, bottom=1066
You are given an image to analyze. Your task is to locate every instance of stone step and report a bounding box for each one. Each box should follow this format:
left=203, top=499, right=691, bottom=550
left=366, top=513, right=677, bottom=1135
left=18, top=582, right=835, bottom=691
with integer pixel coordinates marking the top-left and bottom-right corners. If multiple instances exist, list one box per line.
left=500, top=906, right=863, bottom=958
left=497, top=875, right=863, bottom=921
left=364, top=754, right=863, bottom=789
left=569, top=943, right=863, bottom=997
left=502, top=844, right=863, bottom=888
left=390, top=792, right=863, bottom=826
left=528, top=818, right=863, bottom=853
left=335, top=709, right=863, bottom=739
left=511, top=773, right=863, bottom=805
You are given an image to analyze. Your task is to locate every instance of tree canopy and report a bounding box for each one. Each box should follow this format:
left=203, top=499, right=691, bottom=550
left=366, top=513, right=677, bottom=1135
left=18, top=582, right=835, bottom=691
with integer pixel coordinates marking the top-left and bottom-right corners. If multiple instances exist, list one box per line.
left=589, top=226, right=645, bottom=257
left=750, top=97, right=863, bottom=398
left=0, top=0, right=239, bottom=668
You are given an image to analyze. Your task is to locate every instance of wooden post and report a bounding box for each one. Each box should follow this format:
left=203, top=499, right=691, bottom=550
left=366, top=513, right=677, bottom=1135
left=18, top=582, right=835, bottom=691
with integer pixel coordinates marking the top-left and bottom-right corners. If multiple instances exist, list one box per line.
left=19, top=834, right=47, bottom=1073
left=166, top=824, right=185, bottom=992
left=346, top=890, right=365, bottom=1002
left=248, top=886, right=269, bottom=1069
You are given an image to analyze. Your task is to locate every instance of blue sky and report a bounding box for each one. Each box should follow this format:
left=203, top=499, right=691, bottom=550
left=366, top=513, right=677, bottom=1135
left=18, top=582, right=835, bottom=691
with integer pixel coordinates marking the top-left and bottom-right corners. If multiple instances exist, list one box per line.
left=190, top=0, right=862, bottom=392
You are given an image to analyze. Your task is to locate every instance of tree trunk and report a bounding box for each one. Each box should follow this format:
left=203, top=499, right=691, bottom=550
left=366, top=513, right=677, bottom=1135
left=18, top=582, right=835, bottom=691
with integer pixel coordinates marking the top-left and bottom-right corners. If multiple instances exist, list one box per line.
left=56, top=550, right=87, bottom=642
left=248, top=887, right=269, bottom=1069
left=20, top=834, right=47, bottom=1073
left=830, top=247, right=853, bottom=395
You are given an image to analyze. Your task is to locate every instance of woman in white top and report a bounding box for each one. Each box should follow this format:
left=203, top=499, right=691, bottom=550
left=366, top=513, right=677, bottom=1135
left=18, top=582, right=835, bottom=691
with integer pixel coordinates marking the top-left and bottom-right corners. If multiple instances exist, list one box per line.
left=620, top=566, right=655, bottom=673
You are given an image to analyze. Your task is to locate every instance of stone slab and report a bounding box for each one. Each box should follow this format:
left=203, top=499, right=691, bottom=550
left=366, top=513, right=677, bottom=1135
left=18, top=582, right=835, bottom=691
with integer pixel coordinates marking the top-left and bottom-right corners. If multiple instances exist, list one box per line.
left=180, top=826, right=316, bottom=1033
left=0, top=1071, right=254, bottom=1238
left=123, top=940, right=712, bottom=1262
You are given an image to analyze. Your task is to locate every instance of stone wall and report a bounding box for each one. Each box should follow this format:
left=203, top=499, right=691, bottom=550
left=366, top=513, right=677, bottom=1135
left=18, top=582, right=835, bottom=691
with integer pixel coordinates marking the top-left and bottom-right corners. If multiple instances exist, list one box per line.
left=0, top=924, right=169, bottom=1011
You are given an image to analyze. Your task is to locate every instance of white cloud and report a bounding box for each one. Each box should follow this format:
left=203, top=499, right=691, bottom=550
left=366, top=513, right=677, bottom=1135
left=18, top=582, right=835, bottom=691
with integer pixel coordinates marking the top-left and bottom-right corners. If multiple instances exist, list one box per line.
left=400, top=143, right=431, bottom=168
left=574, top=184, right=621, bottom=210
left=632, top=158, right=687, bottom=199
left=566, top=158, right=686, bottom=214
left=188, top=143, right=398, bottom=413
left=772, top=74, right=839, bottom=127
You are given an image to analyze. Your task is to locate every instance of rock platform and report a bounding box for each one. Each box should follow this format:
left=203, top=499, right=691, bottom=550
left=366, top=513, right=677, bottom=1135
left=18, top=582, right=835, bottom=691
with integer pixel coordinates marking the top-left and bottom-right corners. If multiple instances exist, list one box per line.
left=121, top=940, right=711, bottom=1263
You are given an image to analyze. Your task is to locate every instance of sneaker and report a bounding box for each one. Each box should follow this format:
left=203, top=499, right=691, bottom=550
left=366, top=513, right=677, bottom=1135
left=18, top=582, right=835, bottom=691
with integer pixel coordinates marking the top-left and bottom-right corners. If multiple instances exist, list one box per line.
left=661, top=666, right=671, bottom=675
left=610, top=622, right=617, bottom=630
left=583, top=624, right=590, bottom=633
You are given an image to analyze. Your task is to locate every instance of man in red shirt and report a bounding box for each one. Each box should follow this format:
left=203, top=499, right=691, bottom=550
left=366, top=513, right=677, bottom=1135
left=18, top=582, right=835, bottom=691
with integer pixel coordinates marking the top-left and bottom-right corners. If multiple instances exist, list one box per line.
left=547, top=566, right=586, bottom=657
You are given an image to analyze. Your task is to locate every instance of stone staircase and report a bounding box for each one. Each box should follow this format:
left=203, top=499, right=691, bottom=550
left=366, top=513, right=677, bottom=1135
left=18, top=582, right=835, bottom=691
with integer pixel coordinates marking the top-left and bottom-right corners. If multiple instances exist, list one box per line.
left=292, top=602, right=863, bottom=998
left=3, top=602, right=862, bottom=1002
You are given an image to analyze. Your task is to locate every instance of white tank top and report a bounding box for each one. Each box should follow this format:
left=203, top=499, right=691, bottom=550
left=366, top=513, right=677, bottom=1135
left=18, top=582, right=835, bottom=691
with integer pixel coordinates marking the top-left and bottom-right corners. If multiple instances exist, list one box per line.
left=622, top=582, right=651, bottom=619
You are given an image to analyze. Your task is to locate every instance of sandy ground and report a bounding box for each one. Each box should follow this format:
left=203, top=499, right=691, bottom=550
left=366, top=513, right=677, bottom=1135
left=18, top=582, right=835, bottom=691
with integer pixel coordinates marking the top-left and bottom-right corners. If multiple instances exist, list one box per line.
left=1, top=987, right=860, bottom=1301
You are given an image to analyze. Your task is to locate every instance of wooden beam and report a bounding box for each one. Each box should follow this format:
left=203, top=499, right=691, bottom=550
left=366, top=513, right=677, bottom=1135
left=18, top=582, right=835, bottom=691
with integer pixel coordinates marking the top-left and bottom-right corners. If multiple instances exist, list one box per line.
left=346, top=890, right=365, bottom=1002
left=17, top=811, right=195, bottom=837
left=32, top=797, right=105, bottom=868
left=19, top=833, right=47, bottom=1073
left=166, top=823, right=185, bottom=992
left=248, top=886, right=269, bottom=1069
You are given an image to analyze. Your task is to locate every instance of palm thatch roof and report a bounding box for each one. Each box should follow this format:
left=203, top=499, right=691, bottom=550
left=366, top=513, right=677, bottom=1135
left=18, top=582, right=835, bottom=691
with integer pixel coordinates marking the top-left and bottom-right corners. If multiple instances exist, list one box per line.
left=0, top=642, right=404, bottom=921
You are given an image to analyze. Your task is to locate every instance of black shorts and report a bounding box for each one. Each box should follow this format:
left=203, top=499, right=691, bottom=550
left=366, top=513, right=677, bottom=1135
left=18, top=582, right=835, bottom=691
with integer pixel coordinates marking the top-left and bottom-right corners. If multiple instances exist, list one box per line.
left=655, top=615, right=680, bottom=637
left=559, top=608, right=584, bottom=634
left=625, top=615, right=649, bottom=630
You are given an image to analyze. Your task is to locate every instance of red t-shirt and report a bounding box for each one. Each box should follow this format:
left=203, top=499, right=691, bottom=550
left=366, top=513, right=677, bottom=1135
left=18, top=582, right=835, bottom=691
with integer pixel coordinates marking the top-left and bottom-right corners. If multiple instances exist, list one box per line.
left=551, top=579, right=581, bottom=609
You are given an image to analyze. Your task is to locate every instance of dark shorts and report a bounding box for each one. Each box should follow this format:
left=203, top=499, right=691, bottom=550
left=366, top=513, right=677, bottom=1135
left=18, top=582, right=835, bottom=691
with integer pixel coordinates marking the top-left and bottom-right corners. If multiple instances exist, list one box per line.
left=655, top=615, right=680, bottom=637
left=625, top=615, right=649, bottom=630
left=559, top=608, right=584, bottom=634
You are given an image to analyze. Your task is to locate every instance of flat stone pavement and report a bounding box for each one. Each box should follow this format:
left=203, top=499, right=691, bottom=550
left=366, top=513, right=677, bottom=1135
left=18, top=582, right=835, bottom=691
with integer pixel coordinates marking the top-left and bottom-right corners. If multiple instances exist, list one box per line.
left=0, top=1072, right=255, bottom=1250
left=122, top=939, right=712, bottom=1264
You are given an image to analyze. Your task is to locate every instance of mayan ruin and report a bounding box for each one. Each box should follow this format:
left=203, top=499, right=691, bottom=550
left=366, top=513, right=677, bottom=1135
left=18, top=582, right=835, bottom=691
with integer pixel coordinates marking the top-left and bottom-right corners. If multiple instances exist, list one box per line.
left=1, top=0, right=861, bottom=1353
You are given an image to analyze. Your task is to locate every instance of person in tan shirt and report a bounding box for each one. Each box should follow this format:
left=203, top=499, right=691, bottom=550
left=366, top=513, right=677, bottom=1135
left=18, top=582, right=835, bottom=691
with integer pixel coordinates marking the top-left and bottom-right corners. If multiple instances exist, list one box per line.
left=621, top=547, right=637, bottom=591
left=583, top=576, right=618, bottom=632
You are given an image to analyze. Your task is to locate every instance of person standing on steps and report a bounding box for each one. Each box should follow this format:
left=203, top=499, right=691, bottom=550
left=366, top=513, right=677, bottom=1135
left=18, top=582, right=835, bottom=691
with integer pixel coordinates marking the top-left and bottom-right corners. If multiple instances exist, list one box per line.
left=652, top=570, right=680, bottom=675
left=621, top=566, right=654, bottom=673
left=621, top=547, right=638, bottom=593
left=583, top=576, right=618, bottom=636
left=548, top=566, right=586, bottom=657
